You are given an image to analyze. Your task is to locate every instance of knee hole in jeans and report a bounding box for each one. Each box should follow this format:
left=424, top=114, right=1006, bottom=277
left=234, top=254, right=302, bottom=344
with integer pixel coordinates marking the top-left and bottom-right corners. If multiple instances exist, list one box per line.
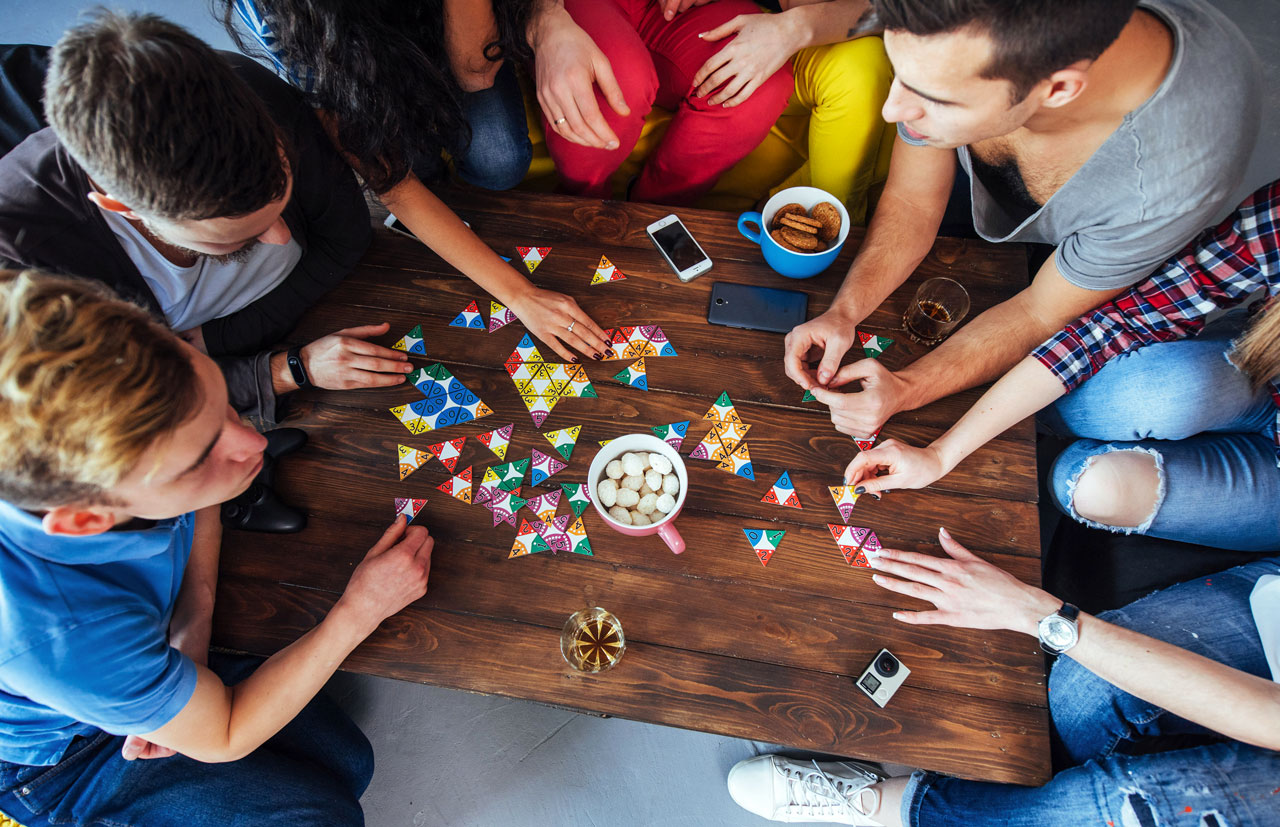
left=1069, top=448, right=1166, bottom=533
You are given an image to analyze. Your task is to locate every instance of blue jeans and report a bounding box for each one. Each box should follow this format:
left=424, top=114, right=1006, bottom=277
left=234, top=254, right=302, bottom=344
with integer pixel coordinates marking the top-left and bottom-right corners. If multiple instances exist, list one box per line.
left=1040, top=311, right=1280, bottom=551
left=414, top=61, right=532, bottom=190
left=903, top=556, right=1280, bottom=826
left=0, top=654, right=373, bottom=826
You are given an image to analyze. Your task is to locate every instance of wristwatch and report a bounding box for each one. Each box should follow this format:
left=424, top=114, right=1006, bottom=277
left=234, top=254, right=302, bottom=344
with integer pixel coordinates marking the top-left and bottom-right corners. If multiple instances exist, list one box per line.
left=1037, top=602, right=1080, bottom=655
left=285, top=346, right=310, bottom=389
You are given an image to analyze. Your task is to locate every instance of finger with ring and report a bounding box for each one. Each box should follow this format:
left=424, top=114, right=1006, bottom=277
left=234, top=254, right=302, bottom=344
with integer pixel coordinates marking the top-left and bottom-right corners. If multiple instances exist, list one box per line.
left=554, top=116, right=568, bottom=126
left=566, top=320, right=577, bottom=334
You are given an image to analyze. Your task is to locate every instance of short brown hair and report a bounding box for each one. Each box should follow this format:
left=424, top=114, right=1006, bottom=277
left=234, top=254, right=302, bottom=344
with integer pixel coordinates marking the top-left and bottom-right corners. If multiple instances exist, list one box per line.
left=44, top=10, right=290, bottom=221
left=873, top=0, right=1138, bottom=102
left=0, top=270, right=201, bottom=508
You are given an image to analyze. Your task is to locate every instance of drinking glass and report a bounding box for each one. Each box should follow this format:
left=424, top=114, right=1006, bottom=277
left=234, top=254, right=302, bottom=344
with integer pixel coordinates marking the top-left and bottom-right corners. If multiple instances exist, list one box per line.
left=903, top=277, right=970, bottom=345
left=560, top=608, right=626, bottom=673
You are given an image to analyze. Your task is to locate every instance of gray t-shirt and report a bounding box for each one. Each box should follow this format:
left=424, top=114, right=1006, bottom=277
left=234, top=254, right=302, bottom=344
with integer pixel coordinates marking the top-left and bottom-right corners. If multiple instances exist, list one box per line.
left=899, top=0, right=1261, bottom=290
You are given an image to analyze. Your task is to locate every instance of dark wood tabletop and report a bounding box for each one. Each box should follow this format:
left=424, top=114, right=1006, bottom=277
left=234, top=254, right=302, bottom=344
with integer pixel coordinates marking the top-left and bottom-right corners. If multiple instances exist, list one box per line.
left=212, top=188, right=1049, bottom=786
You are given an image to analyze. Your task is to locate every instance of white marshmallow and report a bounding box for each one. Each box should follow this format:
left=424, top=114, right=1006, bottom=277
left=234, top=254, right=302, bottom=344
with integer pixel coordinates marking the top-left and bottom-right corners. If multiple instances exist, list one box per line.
left=648, top=454, right=672, bottom=475
left=636, top=493, right=658, bottom=515
left=630, top=512, right=651, bottom=526
left=662, top=474, right=680, bottom=496
left=644, top=469, right=663, bottom=492
left=605, top=460, right=624, bottom=480
left=621, top=474, right=644, bottom=492
left=655, top=493, right=675, bottom=514
left=608, top=505, right=632, bottom=525
left=621, top=452, right=646, bottom=476
left=597, top=478, right=618, bottom=507
left=615, top=488, right=640, bottom=508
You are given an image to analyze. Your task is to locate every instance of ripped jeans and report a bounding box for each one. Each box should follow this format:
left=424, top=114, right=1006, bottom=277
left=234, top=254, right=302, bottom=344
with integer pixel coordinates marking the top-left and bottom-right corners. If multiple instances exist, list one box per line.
left=903, top=555, right=1280, bottom=827
left=1039, top=311, right=1280, bottom=551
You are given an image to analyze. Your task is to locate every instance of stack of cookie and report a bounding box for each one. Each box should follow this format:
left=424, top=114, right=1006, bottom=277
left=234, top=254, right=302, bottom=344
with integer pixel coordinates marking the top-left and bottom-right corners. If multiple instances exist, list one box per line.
left=770, top=202, right=842, bottom=253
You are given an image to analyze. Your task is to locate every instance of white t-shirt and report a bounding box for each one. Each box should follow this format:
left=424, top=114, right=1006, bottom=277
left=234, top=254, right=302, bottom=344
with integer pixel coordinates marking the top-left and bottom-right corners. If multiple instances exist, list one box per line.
left=1250, top=575, right=1280, bottom=682
left=100, top=208, right=301, bottom=332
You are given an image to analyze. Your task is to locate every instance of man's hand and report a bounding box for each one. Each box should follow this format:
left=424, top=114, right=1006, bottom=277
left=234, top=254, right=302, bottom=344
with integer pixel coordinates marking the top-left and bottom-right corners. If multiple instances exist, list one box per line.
left=530, top=4, right=629, bottom=149
left=299, top=323, right=414, bottom=391
left=808, top=359, right=909, bottom=438
left=333, top=517, right=433, bottom=638
left=842, top=438, right=946, bottom=494
left=693, top=14, right=800, bottom=107
left=782, top=307, right=862, bottom=389
left=868, top=527, right=1058, bottom=634
left=507, top=287, right=611, bottom=363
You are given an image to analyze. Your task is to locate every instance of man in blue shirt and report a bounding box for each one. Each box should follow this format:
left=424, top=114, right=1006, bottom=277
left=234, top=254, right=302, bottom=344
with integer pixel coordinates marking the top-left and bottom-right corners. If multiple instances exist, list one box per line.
left=0, top=268, right=434, bottom=825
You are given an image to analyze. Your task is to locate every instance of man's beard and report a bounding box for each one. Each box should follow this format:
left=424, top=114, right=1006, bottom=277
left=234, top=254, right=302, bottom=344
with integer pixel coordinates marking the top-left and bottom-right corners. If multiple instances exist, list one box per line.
left=142, top=219, right=261, bottom=264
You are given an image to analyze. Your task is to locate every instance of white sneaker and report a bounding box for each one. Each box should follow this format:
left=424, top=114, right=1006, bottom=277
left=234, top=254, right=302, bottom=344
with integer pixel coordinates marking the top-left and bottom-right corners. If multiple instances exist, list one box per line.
left=727, top=755, right=886, bottom=825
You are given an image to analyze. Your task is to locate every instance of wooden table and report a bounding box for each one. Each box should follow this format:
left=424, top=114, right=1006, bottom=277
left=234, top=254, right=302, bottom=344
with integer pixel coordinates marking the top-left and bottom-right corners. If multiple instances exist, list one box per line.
left=213, top=189, right=1049, bottom=786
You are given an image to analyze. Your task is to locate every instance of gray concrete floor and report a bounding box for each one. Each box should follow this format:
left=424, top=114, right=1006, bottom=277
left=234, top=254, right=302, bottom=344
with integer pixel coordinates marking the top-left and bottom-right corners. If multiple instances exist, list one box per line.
left=5, top=1, right=1278, bottom=824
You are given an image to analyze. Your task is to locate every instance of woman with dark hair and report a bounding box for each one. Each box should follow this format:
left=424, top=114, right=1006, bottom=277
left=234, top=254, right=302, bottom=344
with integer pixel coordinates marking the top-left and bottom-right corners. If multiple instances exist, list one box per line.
left=225, top=0, right=611, bottom=362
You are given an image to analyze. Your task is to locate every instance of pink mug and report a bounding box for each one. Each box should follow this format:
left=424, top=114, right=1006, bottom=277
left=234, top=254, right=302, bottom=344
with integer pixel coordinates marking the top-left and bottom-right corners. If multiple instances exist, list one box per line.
left=587, top=434, right=689, bottom=554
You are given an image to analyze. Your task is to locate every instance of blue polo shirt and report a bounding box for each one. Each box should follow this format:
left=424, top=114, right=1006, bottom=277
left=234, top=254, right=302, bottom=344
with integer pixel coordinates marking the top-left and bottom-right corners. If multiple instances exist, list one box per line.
left=0, top=501, right=198, bottom=766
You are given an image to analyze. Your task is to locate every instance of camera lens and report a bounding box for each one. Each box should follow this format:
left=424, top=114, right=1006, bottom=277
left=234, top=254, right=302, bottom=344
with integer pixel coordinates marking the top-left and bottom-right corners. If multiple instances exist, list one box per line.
left=874, top=651, right=900, bottom=677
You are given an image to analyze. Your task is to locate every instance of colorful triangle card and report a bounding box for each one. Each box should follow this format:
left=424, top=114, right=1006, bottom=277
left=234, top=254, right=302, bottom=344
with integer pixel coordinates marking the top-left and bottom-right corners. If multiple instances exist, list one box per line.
left=534, top=514, right=573, bottom=553
left=827, top=524, right=879, bottom=568
left=516, top=246, right=551, bottom=274
left=761, top=471, right=802, bottom=509
left=560, top=482, right=593, bottom=517
left=490, top=458, right=529, bottom=491
left=650, top=421, right=689, bottom=451
left=523, top=490, right=561, bottom=523
left=854, top=428, right=882, bottom=452
left=394, top=497, right=428, bottom=522
left=529, top=449, right=568, bottom=486
left=427, top=437, right=467, bottom=473
left=488, top=301, right=517, bottom=333
left=392, top=324, right=427, bottom=355
left=476, top=424, right=513, bottom=461
left=715, top=442, right=754, bottom=480
left=702, top=391, right=742, bottom=423
left=397, top=444, right=434, bottom=481
left=566, top=516, right=592, bottom=556
left=510, top=518, right=551, bottom=557
left=449, top=300, right=485, bottom=330
left=590, top=254, right=627, bottom=285
left=486, top=490, right=527, bottom=527
left=743, top=528, right=786, bottom=567
left=437, top=466, right=473, bottom=503
left=858, top=331, right=894, bottom=358
left=613, top=358, right=648, bottom=390
left=542, top=425, right=581, bottom=461
left=828, top=485, right=861, bottom=523
left=802, top=389, right=817, bottom=402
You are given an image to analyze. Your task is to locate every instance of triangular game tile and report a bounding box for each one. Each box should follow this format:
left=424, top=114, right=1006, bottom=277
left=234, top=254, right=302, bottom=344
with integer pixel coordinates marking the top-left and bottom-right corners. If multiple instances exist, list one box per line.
left=476, top=424, right=513, bottom=461
left=560, top=482, right=593, bottom=517
left=714, top=442, right=755, bottom=480
left=854, top=428, right=882, bottom=452
left=702, top=391, right=742, bottom=423
left=650, top=421, right=689, bottom=452
left=590, top=254, right=627, bottom=285
left=397, top=444, right=434, bottom=481
left=488, top=301, right=517, bottom=333
left=510, top=518, right=551, bottom=557
left=743, top=528, right=786, bottom=567
left=449, top=300, right=485, bottom=330
left=858, top=331, right=894, bottom=358
left=516, top=246, right=551, bottom=274
left=524, top=490, right=561, bottom=523
left=542, top=425, right=581, bottom=461
left=437, top=466, right=473, bottom=503
left=614, top=358, right=648, bottom=390
left=761, top=471, right=802, bottom=509
left=427, top=437, right=467, bottom=473
left=566, top=516, right=592, bottom=556
left=394, top=497, right=428, bottom=522
left=828, top=485, right=861, bottom=523
left=529, top=449, right=568, bottom=486
left=392, top=324, right=427, bottom=355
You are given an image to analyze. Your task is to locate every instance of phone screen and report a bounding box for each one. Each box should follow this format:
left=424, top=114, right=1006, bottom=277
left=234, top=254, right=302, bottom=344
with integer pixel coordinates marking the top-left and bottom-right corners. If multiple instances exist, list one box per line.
left=652, top=221, right=708, bottom=272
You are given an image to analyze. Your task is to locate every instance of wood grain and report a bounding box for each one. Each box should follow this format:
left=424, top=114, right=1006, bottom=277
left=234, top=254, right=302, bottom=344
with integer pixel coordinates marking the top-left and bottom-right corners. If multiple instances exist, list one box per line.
left=214, top=189, right=1049, bottom=785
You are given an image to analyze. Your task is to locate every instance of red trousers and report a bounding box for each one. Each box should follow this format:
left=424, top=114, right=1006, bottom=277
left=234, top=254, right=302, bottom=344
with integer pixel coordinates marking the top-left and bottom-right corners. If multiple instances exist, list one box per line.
left=548, top=0, right=794, bottom=206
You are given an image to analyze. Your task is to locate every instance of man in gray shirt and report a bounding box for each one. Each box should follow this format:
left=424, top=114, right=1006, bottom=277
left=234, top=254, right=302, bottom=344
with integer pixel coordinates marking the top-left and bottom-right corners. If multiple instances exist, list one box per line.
left=785, top=0, right=1260, bottom=439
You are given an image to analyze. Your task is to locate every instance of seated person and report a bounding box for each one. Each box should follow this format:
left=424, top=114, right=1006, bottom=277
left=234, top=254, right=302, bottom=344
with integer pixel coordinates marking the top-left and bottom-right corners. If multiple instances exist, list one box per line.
left=0, top=12, right=374, bottom=358
left=728, top=528, right=1280, bottom=825
left=0, top=269, right=433, bottom=825
left=784, top=0, right=1261, bottom=442
left=692, top=0, right=893, bottom=223
left=530, top=0, right=795, bottom=206
left=843, top=181, right=1280, bottom=552
left=223, top=0, right=612, bottom=363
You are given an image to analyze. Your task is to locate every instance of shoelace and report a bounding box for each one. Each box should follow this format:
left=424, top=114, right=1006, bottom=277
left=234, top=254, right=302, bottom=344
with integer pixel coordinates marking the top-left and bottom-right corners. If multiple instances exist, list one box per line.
left=778, top=761, right=880, bottom=821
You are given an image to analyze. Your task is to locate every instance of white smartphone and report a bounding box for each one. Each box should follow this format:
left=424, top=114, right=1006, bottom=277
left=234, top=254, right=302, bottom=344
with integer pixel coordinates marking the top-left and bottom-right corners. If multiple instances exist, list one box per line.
left=646, top=214, right=712, bottom=282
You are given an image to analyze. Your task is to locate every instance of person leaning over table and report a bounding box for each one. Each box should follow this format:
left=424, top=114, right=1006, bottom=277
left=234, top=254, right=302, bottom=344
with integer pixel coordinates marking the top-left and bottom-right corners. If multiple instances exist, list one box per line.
left=840, top=180, right=1280, bottom=552
left=782, top=0, right=1261, bottom=442
left=688, top=0, right=893, bottom=224
left=527, top=0, right=796, bottom=207
left=223, top=0, right=612, bottom=363
left=727, top=526, right=1280, bottom=826
left=0, top=269, right=434, bottom=826
left=0, top=12, right=375, bottom=359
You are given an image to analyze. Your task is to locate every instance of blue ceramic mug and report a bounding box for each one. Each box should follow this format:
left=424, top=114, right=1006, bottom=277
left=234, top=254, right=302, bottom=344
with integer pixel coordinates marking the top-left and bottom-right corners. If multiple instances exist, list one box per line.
left=737, top=186, right=850, bottom=279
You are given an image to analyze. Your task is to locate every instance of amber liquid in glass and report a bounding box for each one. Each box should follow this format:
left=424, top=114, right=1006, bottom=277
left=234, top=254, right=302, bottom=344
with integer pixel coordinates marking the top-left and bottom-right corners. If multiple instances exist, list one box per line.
left=905, top=299, right=956, bottom=344
left=565, top=615, right=625, bottom=672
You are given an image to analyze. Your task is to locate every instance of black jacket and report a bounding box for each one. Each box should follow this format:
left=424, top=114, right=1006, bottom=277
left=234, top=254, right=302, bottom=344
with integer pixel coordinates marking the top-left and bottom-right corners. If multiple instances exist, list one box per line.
left=0, top=52, right=371, bottom=357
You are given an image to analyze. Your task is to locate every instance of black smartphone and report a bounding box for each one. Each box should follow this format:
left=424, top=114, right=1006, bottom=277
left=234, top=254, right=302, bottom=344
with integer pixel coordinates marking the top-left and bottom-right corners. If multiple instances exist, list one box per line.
left=707, top=282, right=808, bottom=334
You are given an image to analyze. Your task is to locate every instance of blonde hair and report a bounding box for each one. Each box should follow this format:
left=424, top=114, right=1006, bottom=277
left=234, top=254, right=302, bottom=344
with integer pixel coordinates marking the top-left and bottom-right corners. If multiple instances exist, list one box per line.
left=0, top=270, right=200, bottom=508
left=1234, top=299, right=1280, bottom=391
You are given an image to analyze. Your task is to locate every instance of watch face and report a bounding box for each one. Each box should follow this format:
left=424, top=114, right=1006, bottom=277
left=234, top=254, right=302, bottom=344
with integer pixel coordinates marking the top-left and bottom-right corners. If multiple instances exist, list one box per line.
left=1042, top=617, right=1075, bottom=649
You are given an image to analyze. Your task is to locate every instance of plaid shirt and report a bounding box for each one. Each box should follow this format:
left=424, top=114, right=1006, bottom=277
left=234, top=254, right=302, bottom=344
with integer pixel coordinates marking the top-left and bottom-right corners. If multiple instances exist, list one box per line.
left=1033, top=180, right=1280, bottom=463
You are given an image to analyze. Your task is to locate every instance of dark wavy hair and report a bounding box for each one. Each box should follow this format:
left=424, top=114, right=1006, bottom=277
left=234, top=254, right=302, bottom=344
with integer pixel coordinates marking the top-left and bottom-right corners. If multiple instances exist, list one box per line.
left=220, top=0, right=534, bottom=193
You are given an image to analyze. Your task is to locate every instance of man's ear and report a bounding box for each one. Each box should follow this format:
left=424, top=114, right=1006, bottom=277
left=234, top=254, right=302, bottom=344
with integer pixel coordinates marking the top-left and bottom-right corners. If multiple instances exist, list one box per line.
left=85, top=191, right=142, bottom=220
left=1039, top=61, right=1091, bottom=109
left=42, top=506, right=119, bottom=537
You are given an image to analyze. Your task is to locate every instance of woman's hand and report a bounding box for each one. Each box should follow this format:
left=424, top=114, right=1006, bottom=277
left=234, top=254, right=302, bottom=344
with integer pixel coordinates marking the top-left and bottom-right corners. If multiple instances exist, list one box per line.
left=693, top=13, right=802, bottom=107
left=507, top=288, right=611, bottom=363
left=868, top=527, right=1059, bottom=634
left=842, top=438, right=948, bottom=495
